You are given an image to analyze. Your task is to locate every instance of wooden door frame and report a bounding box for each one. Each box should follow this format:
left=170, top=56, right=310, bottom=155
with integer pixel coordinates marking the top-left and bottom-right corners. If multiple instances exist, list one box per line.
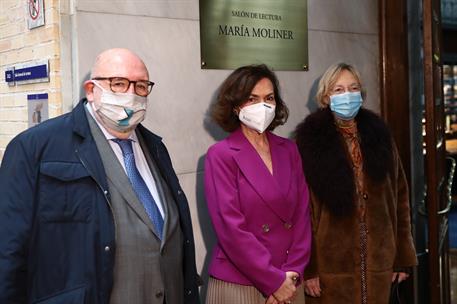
left=422, top=0, right=450, bottom=302
left=378, top=0, right=411, bottom=178
left=422, top=1, right=440, bottom=302
left=379, top=0, right=450, bottom=303
left=378, top=0, right=414, bottom=301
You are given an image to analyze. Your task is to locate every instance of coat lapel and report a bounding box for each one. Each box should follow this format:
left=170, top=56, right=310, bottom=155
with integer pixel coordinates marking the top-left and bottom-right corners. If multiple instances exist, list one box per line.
left=137, top=125, right=177, bottom=201
left=137, top=125, right=180, bottom=245
left=136, top=129, right=178, bottom=247
left=72, top=101, right=108, bottom=191
left=105, top=160, right=159, bottom=237
left=229, top=129, right=293, bottom=223
left=269, top=132, right=293, bottom=203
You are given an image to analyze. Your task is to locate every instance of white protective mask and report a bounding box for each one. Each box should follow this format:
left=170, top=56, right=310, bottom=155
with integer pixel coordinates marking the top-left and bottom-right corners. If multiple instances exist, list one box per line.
left=92, top=81, right=147, bottom=133
left=239, top=102, right=276, bottom=133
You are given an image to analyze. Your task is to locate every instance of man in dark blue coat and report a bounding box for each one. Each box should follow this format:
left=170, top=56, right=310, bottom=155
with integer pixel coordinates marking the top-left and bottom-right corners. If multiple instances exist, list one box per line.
left=0, top=48, right=201, bottom=304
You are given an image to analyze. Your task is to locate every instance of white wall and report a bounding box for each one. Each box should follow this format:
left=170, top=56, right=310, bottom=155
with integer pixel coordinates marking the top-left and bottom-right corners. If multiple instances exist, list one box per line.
left=69, top=0, right=379, bottom=295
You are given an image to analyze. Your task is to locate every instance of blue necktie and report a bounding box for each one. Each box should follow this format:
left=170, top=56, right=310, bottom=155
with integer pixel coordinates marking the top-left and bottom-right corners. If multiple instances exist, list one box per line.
left=113, top=139, right=164, bottom=239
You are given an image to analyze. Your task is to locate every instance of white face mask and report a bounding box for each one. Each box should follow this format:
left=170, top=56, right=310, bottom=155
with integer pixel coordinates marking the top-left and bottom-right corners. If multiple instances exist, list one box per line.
left=92, top=81, right=147, bottom=133
left=239, top=102, right=276, bottom=133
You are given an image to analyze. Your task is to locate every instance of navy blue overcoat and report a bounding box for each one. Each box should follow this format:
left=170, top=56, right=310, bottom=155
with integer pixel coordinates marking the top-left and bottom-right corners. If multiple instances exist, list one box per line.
left=0, top=100, right=201, bottom=304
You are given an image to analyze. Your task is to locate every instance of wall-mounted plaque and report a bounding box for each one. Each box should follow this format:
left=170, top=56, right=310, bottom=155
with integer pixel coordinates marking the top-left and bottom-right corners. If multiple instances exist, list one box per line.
left=5, top=60, right=49, bottom=85
left=28, top=93, right=49, bottom=127
left=200, top=0, right=308, bottom=71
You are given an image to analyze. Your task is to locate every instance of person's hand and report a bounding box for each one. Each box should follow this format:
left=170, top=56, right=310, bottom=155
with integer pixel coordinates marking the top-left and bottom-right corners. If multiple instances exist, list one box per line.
left=286, top=271, right=299, bottom=285
left=392, top=272, right=409, bottom=283
left=304, top=277, right=321, bottom=297
left=272, top=272, right=298, bottom=303
left=265, top=295, right=279, bottom=304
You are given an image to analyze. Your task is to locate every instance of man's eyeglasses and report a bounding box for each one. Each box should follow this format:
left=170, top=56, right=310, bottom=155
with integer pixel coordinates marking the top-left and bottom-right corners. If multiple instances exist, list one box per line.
left=92, top=77, right=155, bottom=97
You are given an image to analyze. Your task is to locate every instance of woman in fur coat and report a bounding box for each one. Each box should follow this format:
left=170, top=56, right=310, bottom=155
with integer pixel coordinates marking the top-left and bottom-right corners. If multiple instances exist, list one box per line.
left=294, top=63, right=417, bottom=304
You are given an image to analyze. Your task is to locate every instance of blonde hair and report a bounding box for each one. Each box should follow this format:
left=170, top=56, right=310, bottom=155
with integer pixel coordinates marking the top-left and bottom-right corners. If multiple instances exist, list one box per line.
left=315, top=63, right=366, bottom=108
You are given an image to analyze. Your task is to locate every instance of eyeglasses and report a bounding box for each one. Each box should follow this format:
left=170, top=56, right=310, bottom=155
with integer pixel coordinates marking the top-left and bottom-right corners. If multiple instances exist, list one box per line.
left=92, top=77, right=155, bottom=97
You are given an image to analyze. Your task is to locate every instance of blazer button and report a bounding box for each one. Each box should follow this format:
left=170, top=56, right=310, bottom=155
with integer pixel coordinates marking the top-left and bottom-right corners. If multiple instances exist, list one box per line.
left=187, top=289, right=192, bottom=295
left=262, top=224, right=270, bottom=233
left=104, top=246, right=110, bottom=252
left=363, top=193, right=368, bottom=200
left=284, top=222, right=292, bottom=229
left=155, top=290, right=164, bottom=298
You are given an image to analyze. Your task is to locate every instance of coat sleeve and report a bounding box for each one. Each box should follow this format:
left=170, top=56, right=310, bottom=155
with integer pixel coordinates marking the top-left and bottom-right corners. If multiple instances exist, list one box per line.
left=302, top=192, right=320, bottom=280
left=0, top=136, right=36, bottom=303
left=393, top=146, right=418, bottom=268
left=280, top=145, right=312, bottom=281
left=204, top=146, right=285, bottom=296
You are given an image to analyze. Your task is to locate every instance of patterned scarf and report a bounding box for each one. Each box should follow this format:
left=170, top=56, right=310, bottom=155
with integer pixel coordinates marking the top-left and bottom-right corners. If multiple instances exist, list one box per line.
left=336, top=119, right=365, bottom=217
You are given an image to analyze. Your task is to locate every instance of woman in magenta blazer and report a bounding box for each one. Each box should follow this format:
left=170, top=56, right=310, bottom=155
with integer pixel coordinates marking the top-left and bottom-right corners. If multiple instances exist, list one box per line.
left=204, top=65, right=312, bottom=304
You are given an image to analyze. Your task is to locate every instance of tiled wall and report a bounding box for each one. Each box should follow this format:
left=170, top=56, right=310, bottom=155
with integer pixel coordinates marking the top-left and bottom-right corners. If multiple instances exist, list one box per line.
left=0, top=0, right=63, bottom=161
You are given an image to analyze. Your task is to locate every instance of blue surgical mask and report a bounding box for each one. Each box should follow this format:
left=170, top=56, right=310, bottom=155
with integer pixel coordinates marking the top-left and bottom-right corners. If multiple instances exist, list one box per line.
left=329, top=91, right=363, bottom=120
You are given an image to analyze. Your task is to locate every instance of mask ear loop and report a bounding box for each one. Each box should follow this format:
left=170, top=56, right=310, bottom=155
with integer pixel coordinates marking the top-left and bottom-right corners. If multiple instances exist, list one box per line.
left=91, top=80, right=107, bottom=92
left=88, top=80, right=104, bottom=112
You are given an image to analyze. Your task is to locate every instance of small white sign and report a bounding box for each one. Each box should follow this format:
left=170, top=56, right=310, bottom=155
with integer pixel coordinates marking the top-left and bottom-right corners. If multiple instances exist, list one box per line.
left=27, top=0, right=45, bottom=29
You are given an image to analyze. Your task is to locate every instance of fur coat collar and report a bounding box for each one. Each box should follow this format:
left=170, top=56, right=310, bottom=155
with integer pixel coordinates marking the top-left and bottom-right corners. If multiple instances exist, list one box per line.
left=294, top=108, right=393, bottom=217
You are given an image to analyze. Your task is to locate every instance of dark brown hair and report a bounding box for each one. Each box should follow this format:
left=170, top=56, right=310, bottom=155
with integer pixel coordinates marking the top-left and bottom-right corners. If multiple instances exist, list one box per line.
left=211, top=64, right=289, bottom=132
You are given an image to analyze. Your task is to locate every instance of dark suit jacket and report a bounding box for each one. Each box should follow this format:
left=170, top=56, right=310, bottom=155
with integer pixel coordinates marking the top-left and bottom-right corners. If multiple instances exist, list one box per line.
left=0, top=99, right=201, bottom=304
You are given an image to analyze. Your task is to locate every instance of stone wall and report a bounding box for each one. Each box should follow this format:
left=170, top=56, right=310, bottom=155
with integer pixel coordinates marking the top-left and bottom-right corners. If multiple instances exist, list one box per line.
left=0, top=0, right=62, bottom=161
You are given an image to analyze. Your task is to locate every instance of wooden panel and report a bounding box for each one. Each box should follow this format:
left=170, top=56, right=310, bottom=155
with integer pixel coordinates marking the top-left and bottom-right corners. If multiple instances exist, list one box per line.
left=423, top=0, right=450, bottom=303
left=378, top=0, right=414, bottom=301
left=378, top=0, right=411, bottom=182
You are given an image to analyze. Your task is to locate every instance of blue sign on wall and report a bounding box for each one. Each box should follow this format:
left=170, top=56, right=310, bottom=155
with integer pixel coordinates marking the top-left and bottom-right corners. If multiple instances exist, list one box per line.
left=5, top=69, right=14, bottom=83
left=4, top=60, right=49, bottom=85
left=14, top=64, right=48, bottom=81
left=27, top=93, right=48, bottom=100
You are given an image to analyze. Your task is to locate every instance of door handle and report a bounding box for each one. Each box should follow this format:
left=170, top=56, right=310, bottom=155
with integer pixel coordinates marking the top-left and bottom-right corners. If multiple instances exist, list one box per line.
left=437, top=156, right=456, bottom=215
left=418, top=185, right=428, bottom=217
left=419, top=156, right=456, bottom=216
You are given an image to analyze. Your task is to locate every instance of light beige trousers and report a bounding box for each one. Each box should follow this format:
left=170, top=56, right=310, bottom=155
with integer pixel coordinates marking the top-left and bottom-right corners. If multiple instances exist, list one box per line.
left=206, top=277, right=305, bottom=304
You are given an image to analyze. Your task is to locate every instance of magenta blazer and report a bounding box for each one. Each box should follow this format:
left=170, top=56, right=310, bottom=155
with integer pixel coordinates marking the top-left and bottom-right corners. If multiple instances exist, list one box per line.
left=204, top=128, right=312, bottom=296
